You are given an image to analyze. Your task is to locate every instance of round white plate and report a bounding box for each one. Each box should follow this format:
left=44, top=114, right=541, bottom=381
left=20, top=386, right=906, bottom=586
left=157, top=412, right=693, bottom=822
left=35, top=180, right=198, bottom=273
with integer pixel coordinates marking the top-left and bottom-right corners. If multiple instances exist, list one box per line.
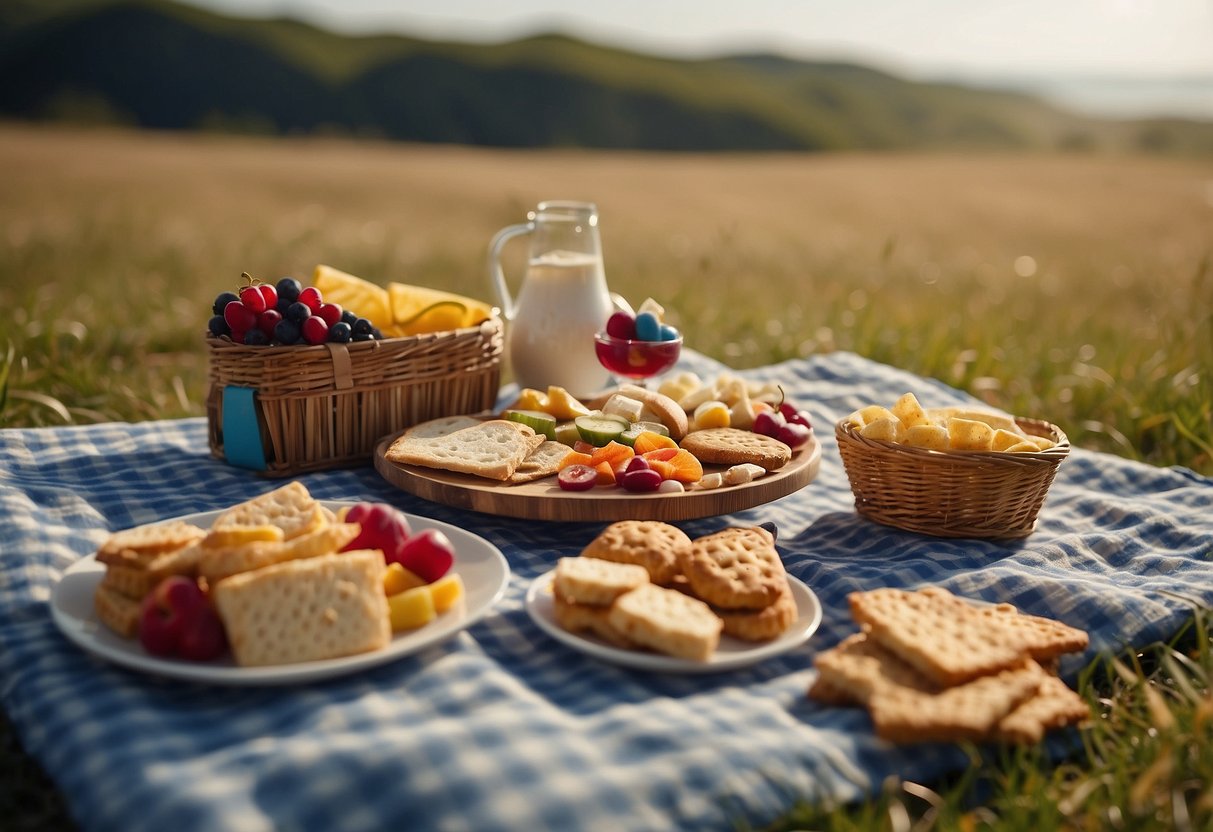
left=50, top=502, right=510, bottom=686
left=525, top=569, right=822, bottom=674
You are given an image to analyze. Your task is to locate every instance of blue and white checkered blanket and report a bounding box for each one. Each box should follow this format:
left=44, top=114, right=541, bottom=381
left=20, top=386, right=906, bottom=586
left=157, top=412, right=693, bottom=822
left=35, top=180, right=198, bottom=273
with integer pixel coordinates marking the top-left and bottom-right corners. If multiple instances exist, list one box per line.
left=2, top=351, right=1211, bottom=832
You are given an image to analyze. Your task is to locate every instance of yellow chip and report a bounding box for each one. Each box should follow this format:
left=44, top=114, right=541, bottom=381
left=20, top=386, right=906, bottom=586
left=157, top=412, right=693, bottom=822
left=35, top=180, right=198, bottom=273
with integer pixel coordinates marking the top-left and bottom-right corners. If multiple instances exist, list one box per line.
left=947, top=417, right=995, bottom=450
left=852, top=405, right=899, bottom=428
left=902, top=424, right=950, bottom=451
left=1006, top=441, right=1043, bottom=453
left=990, top=428, right=1025, bottom=451
left=891, top=392, right=933, bottom=429
left=858, top=417, right=903, bottom=443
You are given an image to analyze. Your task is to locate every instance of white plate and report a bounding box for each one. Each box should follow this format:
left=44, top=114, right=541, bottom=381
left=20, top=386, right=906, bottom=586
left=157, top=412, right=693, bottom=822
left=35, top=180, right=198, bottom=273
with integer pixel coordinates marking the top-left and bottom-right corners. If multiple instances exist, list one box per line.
left=50, top=502, right=510, bottom=685
left=525, top=569, right=822, bottom=674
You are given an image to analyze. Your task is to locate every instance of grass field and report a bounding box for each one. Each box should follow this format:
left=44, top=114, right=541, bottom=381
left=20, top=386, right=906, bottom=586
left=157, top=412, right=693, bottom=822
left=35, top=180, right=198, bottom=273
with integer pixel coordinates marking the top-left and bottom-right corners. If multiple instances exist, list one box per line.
left=1, top=124, right=1211, bottom=830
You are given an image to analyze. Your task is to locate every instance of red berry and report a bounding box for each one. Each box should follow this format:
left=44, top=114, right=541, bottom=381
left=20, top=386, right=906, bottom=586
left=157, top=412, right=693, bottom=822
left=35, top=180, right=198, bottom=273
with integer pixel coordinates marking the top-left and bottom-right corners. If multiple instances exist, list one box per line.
left=239, top=285, right=267, bottom=314
left=619, top=468, right=662, bottom=492
left=753, top=409, right=786, bottom=439
left=779, top=402, right=813, bottom=429
left=299, top=286, right=323, bottom=311
left=776, top=421, right=812, bottom=450
left=558, top=464, right=598, bottom=491
left=396, top=529, right=455, bottom=583
left=317, top=302, right=343, bottom=327
left=257, top=309, right=282, bottom=336
left=224, top=299, right=257, bottom=332
left=605, top=311, right=637, bottom=340
left=301, top=316, right=329, bottom=345
left=258, top=284, right=278, bottom=309
left=343, top=502, right=411, bottom=561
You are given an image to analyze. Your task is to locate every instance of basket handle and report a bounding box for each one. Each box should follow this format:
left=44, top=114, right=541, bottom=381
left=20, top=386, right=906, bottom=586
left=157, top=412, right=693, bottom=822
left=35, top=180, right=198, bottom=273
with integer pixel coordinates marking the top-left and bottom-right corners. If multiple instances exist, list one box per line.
left=326, top=343, right=354, bottom=391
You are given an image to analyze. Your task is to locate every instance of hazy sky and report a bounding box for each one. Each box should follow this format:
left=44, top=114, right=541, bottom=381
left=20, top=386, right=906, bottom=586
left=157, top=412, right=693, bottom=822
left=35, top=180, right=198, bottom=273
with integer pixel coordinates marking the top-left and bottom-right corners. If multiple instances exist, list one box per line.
left=184, top=0, right=1213, bottom=78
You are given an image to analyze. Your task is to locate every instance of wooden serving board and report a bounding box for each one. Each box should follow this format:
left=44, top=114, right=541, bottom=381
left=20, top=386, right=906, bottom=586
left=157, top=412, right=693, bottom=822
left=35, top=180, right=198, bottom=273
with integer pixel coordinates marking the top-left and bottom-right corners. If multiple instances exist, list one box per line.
left=373, top=433, right=821, bottom=523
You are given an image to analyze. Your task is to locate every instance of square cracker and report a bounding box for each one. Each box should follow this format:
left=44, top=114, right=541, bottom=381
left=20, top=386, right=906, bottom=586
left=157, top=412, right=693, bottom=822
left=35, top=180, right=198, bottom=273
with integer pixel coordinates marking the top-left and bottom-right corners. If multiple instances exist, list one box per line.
left=553, top=556, right=649, bottom=607
left=209, top=482, right=325, bottom=542
left=848, top=586, right=1086, bottom=687
left=385, top=420, right=543, bottom=481
left=508, top=440, right=572, bottom=484
left=814, top=632, right=1047, bottom=744
left=212, top=549, right=390, bottom=667
left=96, top=520, right=207, bottom=567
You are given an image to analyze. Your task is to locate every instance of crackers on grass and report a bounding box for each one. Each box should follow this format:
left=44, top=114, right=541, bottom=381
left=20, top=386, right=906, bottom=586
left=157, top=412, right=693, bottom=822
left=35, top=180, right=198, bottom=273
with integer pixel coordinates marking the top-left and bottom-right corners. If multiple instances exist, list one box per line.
left=809, top=585, right=1091, bottom=745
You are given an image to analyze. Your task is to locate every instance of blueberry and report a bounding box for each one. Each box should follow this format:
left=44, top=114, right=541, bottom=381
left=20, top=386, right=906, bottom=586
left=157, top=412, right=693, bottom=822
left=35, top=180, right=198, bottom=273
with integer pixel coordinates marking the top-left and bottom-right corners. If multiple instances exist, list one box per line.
left=243, top=328, right=270, bottom=346
left=273, top=319, right=301, bottom=345
left=276, top=277, right=302, bottom=303
left=351, top=332, right=374, bottom=342
left=212, top=291, right=239, bottom=316
left=340, top=310, right=358, bottom=326
left=208, top=314, right=230, bottom=337
left=371, top=327, right=383, bottom=340
left=276, top=296, right=293, bottom=315
left=286, top=301, right=312, bottom=324
left=328, top=321, right=352, bottom=343
left=352, top=317, right=374, bottom=336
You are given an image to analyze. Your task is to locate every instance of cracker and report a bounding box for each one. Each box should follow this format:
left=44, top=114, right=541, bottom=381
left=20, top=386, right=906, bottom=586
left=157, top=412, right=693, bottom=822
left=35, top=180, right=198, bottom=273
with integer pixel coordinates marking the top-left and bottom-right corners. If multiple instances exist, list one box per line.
left=94, top=584, right=142, bottom=638
left=849, top=586, right=1053, bottom=686
left=685, top=526, right=786, bottom=610
left=815, top=632, right=1047, bottom=743
left=212, top=549, right=390, bottom=667
left=508, top=440, right=573, bottom=484
left=200, top=521, right=362, bottom=585
left=607, top=584, right=723, bottom=662
left=992, top=675, right=1090, bottom=744
left=553, top=557, right=649, bottom=607
left=95, top=520, right=207, bottom=567
left=552, top=593, right=633, bottom=648
left=99, top=541, right=205, bottom=600
left=715, top=584, right=797, bottom=641
left=385, top=420, right=542, bottom=481
left=680, top=427, right=792, bottom=472
left=209, top=482, right=325, bottom=542
left=402, top=415, right=484, bottom=439
left=970, top=596, right=1090, bottom=660
left=580, top=520, right=691, bottom=585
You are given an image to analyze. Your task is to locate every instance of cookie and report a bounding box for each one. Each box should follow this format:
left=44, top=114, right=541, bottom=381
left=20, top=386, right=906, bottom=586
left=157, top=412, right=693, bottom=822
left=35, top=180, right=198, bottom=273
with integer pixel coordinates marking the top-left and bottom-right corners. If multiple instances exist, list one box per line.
left=553, top=556, right=649, bottom=607
left=848, top=586, right=1088, bottom=687
left=684, top=526, right=786, bottom=610
left=679, top=427, right=792, bottom=472
left=607, top=584, right=723, bottom=662
left=581, top=520, right=691, bottom=585
left=715, top=585, right=797, bottom=641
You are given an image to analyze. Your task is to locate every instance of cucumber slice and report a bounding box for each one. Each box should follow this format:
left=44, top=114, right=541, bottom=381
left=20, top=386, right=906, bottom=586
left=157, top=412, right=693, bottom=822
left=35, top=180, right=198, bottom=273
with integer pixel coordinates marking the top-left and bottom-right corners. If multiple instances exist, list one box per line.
left=574, top=413, right=628, bottom=446
left=619, top=420, right=670, bottom=446
left=553, top=420, right=583, bottom=447
left=503, top=409, right=557, bottom=440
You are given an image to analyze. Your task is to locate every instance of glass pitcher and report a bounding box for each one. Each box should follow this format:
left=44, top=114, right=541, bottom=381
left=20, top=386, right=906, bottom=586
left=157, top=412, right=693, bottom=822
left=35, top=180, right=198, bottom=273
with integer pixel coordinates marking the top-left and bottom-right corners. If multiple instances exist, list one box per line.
left=488, top=201, right=621, bottom=397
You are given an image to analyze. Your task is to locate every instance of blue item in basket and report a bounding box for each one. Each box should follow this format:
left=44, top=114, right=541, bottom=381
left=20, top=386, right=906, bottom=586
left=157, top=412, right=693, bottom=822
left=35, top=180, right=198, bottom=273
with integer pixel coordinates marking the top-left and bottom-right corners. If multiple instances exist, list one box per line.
left=221, top=385, right=266, bottom=471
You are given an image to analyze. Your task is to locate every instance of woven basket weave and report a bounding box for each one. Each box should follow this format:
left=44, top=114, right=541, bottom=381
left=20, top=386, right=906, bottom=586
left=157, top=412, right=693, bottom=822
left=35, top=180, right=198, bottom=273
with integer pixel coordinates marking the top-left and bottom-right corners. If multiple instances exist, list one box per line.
left=835, top=416, right=1069, bottom=539
left=206, top=316, right=503, bottom=476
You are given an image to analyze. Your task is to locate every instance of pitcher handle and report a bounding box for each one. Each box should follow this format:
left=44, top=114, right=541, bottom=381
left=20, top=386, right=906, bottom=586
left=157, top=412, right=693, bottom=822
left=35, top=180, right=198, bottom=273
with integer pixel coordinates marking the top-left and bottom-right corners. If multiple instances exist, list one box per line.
left=487, top=222, right=534, bottom=322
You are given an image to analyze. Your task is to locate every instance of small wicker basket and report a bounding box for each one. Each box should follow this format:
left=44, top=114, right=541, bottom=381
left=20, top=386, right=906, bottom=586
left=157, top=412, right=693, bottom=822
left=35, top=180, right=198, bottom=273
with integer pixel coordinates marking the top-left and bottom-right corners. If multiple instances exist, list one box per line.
left=835, top=416, right=1070, bottom=539
left=206, top=316, right=503, bottom=476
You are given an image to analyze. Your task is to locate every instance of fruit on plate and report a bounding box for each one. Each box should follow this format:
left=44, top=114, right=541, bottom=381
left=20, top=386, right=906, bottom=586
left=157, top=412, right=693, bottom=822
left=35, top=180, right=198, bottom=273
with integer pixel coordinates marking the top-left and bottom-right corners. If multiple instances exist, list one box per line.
left=388, top=584, right=436, bottom=631
left=139, top=576, right=227, bottom=661
left=343, top=502, right=413, bottom=564
left=395, top=529, right=455, bottom=584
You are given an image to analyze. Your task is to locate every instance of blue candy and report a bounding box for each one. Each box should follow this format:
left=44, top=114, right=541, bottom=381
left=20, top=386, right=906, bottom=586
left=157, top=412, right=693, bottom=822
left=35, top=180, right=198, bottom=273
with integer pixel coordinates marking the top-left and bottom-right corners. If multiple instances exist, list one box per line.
left=634, top=311, right=662, bottom=341
left=659, top=324, right=680, bottom=342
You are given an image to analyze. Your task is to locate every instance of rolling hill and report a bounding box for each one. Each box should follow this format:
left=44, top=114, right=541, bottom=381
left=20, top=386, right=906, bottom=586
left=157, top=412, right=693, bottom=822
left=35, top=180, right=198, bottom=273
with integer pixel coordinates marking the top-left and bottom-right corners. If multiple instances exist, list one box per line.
left=2, top=0, right=1210, bottom=154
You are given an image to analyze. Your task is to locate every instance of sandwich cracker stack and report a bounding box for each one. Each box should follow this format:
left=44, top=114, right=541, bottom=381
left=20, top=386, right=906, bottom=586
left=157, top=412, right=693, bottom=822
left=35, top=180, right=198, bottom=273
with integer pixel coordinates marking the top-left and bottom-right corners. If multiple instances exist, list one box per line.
left=550, top=520, right=801, bottom=661
left=808, top=585, right=1090, bottom=744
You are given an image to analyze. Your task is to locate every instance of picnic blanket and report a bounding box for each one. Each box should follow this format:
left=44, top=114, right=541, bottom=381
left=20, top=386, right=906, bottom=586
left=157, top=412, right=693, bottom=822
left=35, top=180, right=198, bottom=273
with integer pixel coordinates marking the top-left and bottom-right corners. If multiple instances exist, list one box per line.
left=2, top=350, right=1211, bottom=832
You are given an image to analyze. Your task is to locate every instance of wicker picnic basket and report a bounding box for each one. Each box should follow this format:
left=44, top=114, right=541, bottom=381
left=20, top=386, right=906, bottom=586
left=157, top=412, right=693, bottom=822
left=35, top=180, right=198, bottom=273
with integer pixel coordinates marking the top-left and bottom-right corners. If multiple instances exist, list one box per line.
left=834, top=416, right=1069, bottom=539
left=206, top=315, right=503, bottom=476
